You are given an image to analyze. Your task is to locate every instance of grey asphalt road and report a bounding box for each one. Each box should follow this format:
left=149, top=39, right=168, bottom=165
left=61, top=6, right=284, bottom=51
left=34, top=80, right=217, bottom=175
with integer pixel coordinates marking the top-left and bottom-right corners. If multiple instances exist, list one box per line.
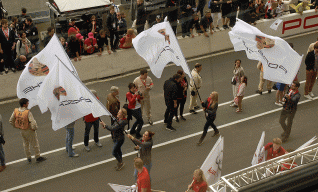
left=0, top=32, right=318, bottom=191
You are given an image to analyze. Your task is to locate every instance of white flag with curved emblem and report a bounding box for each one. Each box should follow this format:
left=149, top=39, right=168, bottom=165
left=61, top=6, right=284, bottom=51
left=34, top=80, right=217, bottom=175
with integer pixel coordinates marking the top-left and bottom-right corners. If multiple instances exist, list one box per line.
left=251, top=131, right=266, bottom=166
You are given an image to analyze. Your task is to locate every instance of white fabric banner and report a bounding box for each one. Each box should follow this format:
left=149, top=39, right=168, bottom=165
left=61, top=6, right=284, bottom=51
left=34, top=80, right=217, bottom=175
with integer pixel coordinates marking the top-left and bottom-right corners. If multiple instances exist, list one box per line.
left=108, top=183, right=136, bottom=192
left=201, top=136, right=224, bottom=186
left=17, top=34, right=78, bottom=109
left=229, top=19, right=303, bottom=85
left=36, top=60, right=111, bottom=131
left=251, top=131, right=266, bottom=166
left=132, top=17, right=191, bottom=79
left=296, top=136, right=317, bottom=151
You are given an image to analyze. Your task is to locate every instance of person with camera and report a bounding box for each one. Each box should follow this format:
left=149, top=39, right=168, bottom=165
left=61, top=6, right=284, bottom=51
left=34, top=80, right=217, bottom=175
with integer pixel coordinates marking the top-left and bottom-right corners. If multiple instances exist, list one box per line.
left=230, top=59, right=244, bottom=107
left=279, top=81, right=301, bottom=143
left=189, top=63, right=202, bottom=114
left=126, top=83, right=144, bottom=138
left=0, top=114, right=5, bottom=172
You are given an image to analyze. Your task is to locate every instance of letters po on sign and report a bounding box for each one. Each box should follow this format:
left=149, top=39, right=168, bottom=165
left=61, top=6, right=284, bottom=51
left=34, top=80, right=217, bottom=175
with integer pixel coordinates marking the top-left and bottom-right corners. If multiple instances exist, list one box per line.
left=282, top=14, right=318, bottom=34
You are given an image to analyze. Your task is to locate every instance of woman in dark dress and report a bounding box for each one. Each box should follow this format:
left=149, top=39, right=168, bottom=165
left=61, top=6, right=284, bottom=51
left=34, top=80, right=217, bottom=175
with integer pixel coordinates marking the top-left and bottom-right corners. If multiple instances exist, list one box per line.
left=175, top=70, right=188, bottom=122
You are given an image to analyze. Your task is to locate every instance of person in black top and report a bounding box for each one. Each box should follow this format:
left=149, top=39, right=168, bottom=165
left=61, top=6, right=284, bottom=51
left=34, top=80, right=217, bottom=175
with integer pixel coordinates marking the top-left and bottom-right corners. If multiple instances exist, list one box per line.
left=67, top=35, right=81, bottom=61
left=197, top=0, right=207, bottom=18
left=0, top=19, right=16, bottom=73
left=221, top=0, right=232, bottom=29
left=180, top=0, right=196, bottom=37
left=189, top=13, right=202, bottom=37
left=165, top=0, right=179, bottom=35
left=164, top=74, right=182, bottom=131
left=88, top=15, right=101, bottom=35
left=175, top=70, right=188, bottom=122
left=136, top=0, right=147, bottom=34
left=96, top=29, right=112, bottom=55
left=106, top=5, right=119, bottom=52
left=151, top=15, right=162, bottom=27
left=25, top=17, right=39, bottom=54
left=117, top=12, right=127, bottom=37
left=18, top=7, right=29, bottom=32
left=200, top=10, right=214, bottom=37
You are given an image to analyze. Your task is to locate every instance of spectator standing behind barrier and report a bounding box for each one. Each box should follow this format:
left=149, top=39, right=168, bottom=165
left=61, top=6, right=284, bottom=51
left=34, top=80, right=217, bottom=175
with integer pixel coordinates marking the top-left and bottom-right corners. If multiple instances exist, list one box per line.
left=175, top=70, right=188, bottom=122
left=221, top=0, right=232, bottom=29
left=127, top=130, right=155, bottom=181
left=134, top=157, right=151, bottom=192
left=165, top=0, right=179, bottom=35
left=151, top=15, right=162, bottom=27
left=200, top=10, right=214, bottom=37
left=189, top=63, right=202, bottom=114
left=43, top=27, right=54, bottom=47
left=136, top=0, right=147, bottom=34
left=117, top=12, right=127, bottom=37
left=280, top=81, right=300, bottom=143
left=307, top=37, right=318, bottom=53
left=107, top=5, right=119, bottom=52
left=25, top=17, right=40, bottom=54
left=256, top=61, right=272, bottom=95
left=119, top=28, right=136, bottom=49
left=10, top=17, right=19, bottom=36
left=275, top=0, right=284, bottom=17
left=106, top=86, right=120, bottom=125
left=83, top=90, right=103, bottom=151
left=14, top=55, right=27, bottom=71
left=65, top=121, right=79, bottom=157
left=68, top=35, right=81, bottom=61
left=304, top=42, right=318, bottom=99
left=0, top=19, right=17, bottom=73
left=68, top=18, right=80, bottom=37
left=126, top=83, right=144, bottom=138
left=9, top=98, right=47, bottom=163
left=96, top=30, right=111, bottom=55
left=209, top=0, right=222, bottom=30
left=235, top=75, right=247, bottom=113
left=264, top=138, right=286, bottom=160
left=164, top=74, right=182, bottom=131
left=16, top=31, right=32, bottom=60
left=59, top=37, right=68, bottom=52
left=133, top=69, right=154, bottom=125
left=84, top=32, right=98, bottom=55
left=88, top=15, right=101, bottom=35
left=197, top=0, right=207, bottom=17
left=197, top=91, right=220, bottom=146
left=180, top=0, right=196, bottom=37
left=0, top=114, right=6, bottom=172
left=104, top=109, right=128, bottom=171
left=189, top=13, right=202, bottom=38
left=186, top=169, right=208, bottom=192
left=230, top=59, right=244, bottom=107
left=18, top=7, right=28, bottom=31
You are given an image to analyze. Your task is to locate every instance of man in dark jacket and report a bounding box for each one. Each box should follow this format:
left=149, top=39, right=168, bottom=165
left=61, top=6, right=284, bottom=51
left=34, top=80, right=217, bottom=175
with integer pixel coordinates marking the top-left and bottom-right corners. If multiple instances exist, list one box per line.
left=279, top=81, right=301, bottom=143
left=304, top=42, right=318, bottom=99
left=0, top=19, right=16, bottom=73
left=106, top=5, right=119, bottom=52
left=25, top=17, right=39, bottom=54
left=136, top=0, right=147, bottom=34
left=163, top=74, right=182, bottom=131
left=180, top=0, right=196, bottom=37
left=165, top=0, right=179, bottom=35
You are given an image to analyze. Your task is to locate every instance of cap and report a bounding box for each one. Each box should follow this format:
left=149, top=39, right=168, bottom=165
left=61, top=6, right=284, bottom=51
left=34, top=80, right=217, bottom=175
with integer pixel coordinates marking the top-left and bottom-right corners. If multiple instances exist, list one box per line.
left=75, top=33, right=83, bottom=40
left=88, top=32, right=94, bottom=39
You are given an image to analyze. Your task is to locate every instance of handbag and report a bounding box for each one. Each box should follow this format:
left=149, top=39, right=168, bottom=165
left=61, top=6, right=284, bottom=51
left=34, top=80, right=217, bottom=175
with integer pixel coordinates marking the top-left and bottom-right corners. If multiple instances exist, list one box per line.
left=231, top=76, right=237, bottom=85
left=0, top=135, right=5, bottom=145
left=272, top=83, right=278, bottom=90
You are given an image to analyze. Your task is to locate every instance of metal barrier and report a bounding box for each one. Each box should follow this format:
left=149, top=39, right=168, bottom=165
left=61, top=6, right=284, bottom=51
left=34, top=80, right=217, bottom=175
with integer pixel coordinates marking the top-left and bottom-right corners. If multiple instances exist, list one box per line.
left=210, top=143, right=318, bottom=192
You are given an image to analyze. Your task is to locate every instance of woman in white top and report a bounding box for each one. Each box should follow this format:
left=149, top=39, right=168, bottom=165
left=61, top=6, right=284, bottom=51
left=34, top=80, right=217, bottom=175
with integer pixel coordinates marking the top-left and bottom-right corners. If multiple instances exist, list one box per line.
left=235, top=76, right=247, bottom=113
left=231, top=59, right=245, bottom=107
left=16, top=31, right=32, bottom=59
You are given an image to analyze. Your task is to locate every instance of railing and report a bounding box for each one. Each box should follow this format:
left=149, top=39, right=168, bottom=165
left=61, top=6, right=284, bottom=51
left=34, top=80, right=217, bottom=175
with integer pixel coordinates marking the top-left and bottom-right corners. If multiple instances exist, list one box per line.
left=210, top=143, right=318, bottom=192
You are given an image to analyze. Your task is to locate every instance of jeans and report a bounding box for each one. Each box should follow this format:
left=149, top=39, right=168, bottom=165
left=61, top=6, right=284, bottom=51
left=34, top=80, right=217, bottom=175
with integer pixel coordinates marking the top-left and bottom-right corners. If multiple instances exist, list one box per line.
left=164, top=105, right=176, bottom=127
left=279, top=110, right=297, bottom=138
left=130, top=108, right=144, bottom=136
left=84, top=120, right=99, bottom=146
left=0, top=144, right=5, bottom=166
left=202, top=117, right=218, bottom=137
left=134, top=163, right=152, bottom=181
left=112, top=139, right=124, bottom=163
left=65, top=127, right=75, bottom=157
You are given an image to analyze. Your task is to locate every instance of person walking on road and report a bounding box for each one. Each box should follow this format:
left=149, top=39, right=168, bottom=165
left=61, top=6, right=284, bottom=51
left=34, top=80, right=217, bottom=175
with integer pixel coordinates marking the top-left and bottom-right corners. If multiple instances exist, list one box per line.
left=126, top=83, right=144, bottom=138
left=197, top=91, right=219, bottom=146
left=304, top=42, right=318, bottom=100
left=127, top=130, right=155, bottom=181
left=279, top=81, right=301, bottom=143
left=134, top=69, right=154, bottom=125
left=164, top=74, right=182, bottom=131
left=106, top=86, right=120, bottom=125
left=65, top=121, right=79, bottom=157
left=134, top=157, right=151, bottom=192
left=256, top=61, right=272, bottom=95
left=189, top=63, right=203, bottom=114
left=235, top=76, right=247, bottom=113
left=230, top=59, right=244, bottom=107
left=186, top=169, right=208, bottom=192
left=103, top=109, right=128, bottom=171
left=175, top=70, right=188, bottom=122
left=9, top=98, right=47, bottom=163
left=0, top=114, right=6, bottom=172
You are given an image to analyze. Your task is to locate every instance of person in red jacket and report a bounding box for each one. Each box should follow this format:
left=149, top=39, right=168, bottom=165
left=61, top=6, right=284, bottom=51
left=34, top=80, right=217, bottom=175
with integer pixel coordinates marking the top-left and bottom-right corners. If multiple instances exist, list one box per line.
left=126, top=83, right=144, bottom=138
left=135, top=157, right=151, bottom=192
left=186, top=169, right=208, bottom=192
left=264, top=138, right=286, bottom=161
left=83, top=90, right=104, bottom=151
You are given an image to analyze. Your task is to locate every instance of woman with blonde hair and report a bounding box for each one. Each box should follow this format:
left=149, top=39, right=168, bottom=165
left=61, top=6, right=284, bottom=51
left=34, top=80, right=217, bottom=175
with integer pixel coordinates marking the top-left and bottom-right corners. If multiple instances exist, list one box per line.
left=198, top=91, right=219, bottom=146
left=119, top=28, right=136, bottom=49
left=186, top=169, right=208, bottom=192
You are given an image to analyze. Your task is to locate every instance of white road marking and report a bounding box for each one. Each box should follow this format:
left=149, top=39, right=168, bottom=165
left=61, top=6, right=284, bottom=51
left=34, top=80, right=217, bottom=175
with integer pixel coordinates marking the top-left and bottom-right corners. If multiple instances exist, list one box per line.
left=3, top=86, right=316, bottom=191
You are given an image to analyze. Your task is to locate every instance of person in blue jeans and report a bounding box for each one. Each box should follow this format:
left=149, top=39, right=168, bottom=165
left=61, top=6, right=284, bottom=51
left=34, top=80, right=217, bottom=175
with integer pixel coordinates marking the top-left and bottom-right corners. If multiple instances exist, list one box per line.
left=65, top=121, right=78, bottom=157
left=0, top=114, right=6, bottom=172
left=104, top=109, right=128, bottom=171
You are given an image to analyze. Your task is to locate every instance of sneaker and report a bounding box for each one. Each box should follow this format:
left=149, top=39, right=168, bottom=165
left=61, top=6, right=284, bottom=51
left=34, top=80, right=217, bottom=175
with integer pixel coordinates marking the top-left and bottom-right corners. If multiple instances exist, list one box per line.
left=211, top=131, right=220, bottom=137
left=0, top=165, right=6, bottom=172
left=148, top=119, right=153, bottom=125
left=4, top=68, right=8, bottom=74
left=84, top=146, right=90, bottom=151
left=230, top=103, right=238, bottom=107
left=197, top=140, right=204, bottom=146
left=194, top=106, right=200, bottom=110
left=180, top=116, right=186, bottom=121
left=11, top=68, right=16, bottom=72
left=216, top=26, right=220, bottom=30
left=275, top=102, right=283, bottom=106
left=309, top=92, right=314, bottom=97
left=189, top=110, right=197, bottom=114
left=166, top=126, right=176, bottom=132
left=70, top=154, right=79, bottom=158
left=95, top=142, right=102, bottom=147
left=116, top=162, right=125, bottom=171
left=256, top=90, right=262, bottom=95
left=304, top=94, right=312, bottom=100
left=175, top=117, right=179, bottom=122
left=268, top=90, right=271, bottom=93
left=112, top=48, right=117, bottom=52
left=27, top=158, right=31, bottom=163
left=36, top=156, right=47, bottom=163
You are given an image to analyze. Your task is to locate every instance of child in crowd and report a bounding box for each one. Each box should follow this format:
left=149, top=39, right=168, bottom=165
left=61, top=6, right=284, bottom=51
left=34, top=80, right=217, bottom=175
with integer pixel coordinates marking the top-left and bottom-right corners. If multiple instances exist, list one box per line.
left=235, top=75, right=247, bottom=113
left=96, top=30, right=112, bottom=55
left=119, top=28, right=136, bottom=49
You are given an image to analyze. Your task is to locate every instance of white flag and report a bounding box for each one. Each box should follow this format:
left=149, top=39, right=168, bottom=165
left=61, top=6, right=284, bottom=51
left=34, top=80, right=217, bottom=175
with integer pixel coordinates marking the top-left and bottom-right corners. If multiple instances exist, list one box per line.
left=270, top=19, right=283, bottom=31
left=108, top=183, right=136, bottom=192
left=132, top=17, right=191, bottom=79
left=229, top=19, right=303, bottom=85
left=17, top=34, right=78, bottom=109
left=36, top=60, right=111, bottom=131
left=201, top=136, right=224, bottom=186
left=296, top=136, right=317, bottom=151
left=251, top=131, right=266, bottom=166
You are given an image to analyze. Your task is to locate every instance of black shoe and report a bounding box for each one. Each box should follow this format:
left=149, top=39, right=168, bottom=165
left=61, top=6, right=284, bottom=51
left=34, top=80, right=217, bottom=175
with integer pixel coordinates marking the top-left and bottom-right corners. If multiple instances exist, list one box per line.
left=194, top=106, right=200, bottom=110
left=268, top=90, right=271, bottom=93
left=180, top=116, right=186, bottom=121
left=4, top=68, right=8, bottom=74
left=256, top=90, right=262, bottom=95
left=163, top=121, right=167, bottom=124
left=27, top=158, right=31, bottom=163
left=148, top=119, right=153, bottom=125
left=211, top=131, right=220, bottom=137
left=36, top=156, right=47, bottom=163
left=216, top=26, right=220, bottom=30
left=175, top=117, right=179, bottom=122
left=189, top=110, right=197, bottom=114
left=197, top=135, right=205, bottom=146
left=166, top=126, right=176, bottom=132
left=116, top=162, right=125, bottom=171
left=112, top=48, right=117, bottom=52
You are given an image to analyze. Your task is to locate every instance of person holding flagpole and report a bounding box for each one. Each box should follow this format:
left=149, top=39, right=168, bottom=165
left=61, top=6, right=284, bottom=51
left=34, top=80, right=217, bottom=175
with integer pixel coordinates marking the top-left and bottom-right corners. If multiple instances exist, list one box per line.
left=189, top=63, right=203, bottom=114
left=197, top=91, right=219, bottom=146
left=186, top=169, right=208, bottom=192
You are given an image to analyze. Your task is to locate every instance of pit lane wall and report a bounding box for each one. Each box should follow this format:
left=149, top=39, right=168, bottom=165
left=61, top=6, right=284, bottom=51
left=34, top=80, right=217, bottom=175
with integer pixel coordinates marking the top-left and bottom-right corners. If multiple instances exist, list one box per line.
left=1, top=10, right=318, bottom=100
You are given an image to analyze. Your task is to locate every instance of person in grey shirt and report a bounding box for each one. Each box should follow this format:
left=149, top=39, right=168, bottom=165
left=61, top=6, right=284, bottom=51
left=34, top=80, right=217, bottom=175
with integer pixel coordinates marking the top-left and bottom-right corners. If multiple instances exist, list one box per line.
left=0, top=114, right=6, bottom=172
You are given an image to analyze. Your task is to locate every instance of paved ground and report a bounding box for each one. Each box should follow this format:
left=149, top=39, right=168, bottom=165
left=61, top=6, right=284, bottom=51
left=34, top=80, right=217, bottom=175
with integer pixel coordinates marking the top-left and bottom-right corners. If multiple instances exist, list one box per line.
left=0, top=32, right=318, bottom=191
